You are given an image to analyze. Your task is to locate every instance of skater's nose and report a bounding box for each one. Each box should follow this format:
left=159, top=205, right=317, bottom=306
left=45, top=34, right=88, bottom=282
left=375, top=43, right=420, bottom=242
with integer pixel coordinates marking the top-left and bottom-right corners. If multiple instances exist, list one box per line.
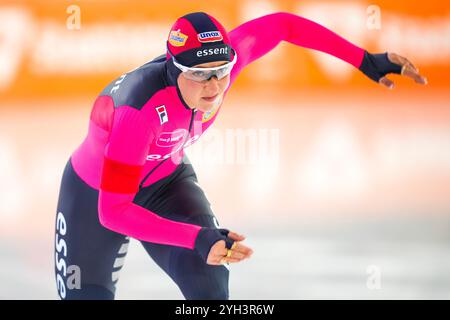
left=204, top=75, right=220, bottom=92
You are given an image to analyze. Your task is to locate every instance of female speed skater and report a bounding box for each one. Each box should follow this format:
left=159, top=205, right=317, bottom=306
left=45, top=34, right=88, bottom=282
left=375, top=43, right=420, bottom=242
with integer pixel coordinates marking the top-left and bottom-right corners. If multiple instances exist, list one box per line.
left=54, top=11, right=428, bottom=300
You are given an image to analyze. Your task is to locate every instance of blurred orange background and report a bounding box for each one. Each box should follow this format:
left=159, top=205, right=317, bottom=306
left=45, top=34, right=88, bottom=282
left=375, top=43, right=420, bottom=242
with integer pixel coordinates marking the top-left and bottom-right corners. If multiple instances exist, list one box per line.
left=0, top=0, right=449, bottom=299
left=1, top=0, right=449, bottom=100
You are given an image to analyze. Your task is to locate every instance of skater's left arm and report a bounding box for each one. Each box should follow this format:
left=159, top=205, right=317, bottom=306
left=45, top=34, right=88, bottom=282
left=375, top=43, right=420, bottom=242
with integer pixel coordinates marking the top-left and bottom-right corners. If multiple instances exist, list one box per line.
left=228, top=12, right=427, bottom=88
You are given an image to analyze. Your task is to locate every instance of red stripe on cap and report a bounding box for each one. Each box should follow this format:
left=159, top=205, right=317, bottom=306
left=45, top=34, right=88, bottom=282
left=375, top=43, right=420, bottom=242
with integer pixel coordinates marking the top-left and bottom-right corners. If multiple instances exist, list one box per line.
left=100, top=157, right=143, bottom=194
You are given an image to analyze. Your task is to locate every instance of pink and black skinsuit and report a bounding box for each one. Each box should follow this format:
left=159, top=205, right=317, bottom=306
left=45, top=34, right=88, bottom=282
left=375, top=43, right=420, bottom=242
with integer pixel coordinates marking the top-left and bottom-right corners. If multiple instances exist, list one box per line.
left=54, top=11, right=401, bottom=300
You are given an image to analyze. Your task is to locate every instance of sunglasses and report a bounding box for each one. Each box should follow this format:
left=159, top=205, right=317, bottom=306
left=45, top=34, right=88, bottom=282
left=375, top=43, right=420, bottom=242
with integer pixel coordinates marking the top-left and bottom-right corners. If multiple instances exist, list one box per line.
left=171, top=51, right=238, bottom=82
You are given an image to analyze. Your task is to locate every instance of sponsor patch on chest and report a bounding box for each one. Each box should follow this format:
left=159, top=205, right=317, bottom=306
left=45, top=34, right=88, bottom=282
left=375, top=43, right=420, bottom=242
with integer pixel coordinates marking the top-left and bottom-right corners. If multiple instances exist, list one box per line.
left=156, top=129, right=188, bottom=147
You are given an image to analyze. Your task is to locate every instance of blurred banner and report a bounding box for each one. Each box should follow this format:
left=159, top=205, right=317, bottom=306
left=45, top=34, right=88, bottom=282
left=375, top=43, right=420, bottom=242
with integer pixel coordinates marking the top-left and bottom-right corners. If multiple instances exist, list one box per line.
left=0, top=0, right=449, bottom=100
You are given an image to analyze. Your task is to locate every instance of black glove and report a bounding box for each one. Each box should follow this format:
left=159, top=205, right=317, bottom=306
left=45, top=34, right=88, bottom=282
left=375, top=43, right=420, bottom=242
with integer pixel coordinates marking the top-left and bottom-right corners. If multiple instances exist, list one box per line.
left=359, top=51, right=402, bottom=83
left=194, top=227, right=235, bottom=262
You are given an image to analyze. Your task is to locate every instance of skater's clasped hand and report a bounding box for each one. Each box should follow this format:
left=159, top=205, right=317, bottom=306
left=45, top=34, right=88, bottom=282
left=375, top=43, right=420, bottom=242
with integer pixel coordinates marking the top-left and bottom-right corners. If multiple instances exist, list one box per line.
left=207, top=231, right=253, bottom=265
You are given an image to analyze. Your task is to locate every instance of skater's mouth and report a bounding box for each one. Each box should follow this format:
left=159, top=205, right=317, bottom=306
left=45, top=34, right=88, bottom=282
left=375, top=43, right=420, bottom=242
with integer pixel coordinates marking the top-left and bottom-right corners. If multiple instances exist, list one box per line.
left=202, top=94, right=219, bottom=102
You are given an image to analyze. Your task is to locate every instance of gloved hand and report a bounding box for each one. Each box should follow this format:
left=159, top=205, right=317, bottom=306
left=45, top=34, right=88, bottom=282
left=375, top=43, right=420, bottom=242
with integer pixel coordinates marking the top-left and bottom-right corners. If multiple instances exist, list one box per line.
left=359, top=51, right=427, bottom=89
left=194, top=227, right=253, bottom=265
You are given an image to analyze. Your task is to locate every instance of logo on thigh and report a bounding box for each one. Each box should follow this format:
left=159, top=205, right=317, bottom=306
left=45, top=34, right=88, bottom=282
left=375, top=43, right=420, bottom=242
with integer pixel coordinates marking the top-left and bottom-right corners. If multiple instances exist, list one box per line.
left=111, top=237, right=130, bottom=284
left=55, top=211, right=81, bottom=299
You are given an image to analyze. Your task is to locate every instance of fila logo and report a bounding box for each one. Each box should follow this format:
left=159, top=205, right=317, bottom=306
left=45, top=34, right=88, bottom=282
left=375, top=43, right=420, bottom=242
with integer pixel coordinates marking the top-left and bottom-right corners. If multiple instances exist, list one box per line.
left=197, top=31, right=223, bottom=43
left=155, top=105, right=168, bottom=125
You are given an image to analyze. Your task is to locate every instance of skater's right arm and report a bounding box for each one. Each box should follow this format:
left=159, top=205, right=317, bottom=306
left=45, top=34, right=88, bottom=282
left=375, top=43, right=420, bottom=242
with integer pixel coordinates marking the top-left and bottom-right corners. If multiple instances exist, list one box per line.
left=97, top=104, right=251, bottom=263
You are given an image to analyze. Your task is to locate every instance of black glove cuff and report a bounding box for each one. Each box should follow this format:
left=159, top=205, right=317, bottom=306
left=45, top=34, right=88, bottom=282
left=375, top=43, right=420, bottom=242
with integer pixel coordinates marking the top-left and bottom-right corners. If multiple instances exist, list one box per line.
left=359, top=51, right=402, bottom=83
left=194, top=227, right=232, bottom=262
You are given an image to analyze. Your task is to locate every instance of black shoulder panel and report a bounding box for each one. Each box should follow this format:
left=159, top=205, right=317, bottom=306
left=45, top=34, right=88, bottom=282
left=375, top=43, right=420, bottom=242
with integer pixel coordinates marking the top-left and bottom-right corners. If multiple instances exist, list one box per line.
left=99, top=54, right=169, bottom=110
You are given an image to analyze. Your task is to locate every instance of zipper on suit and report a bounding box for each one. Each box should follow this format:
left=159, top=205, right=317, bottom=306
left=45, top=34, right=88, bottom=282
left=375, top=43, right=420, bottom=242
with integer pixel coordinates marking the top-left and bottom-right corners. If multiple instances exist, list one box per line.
left=139, top=108, right=197, bottom=190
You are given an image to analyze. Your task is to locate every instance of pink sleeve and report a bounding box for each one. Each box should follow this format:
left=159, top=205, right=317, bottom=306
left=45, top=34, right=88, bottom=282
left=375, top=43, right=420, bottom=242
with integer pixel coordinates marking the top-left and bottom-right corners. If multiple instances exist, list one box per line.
left=229, top=12, right=365, bottom=83
left=98, top=105, right=201, bottom=250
